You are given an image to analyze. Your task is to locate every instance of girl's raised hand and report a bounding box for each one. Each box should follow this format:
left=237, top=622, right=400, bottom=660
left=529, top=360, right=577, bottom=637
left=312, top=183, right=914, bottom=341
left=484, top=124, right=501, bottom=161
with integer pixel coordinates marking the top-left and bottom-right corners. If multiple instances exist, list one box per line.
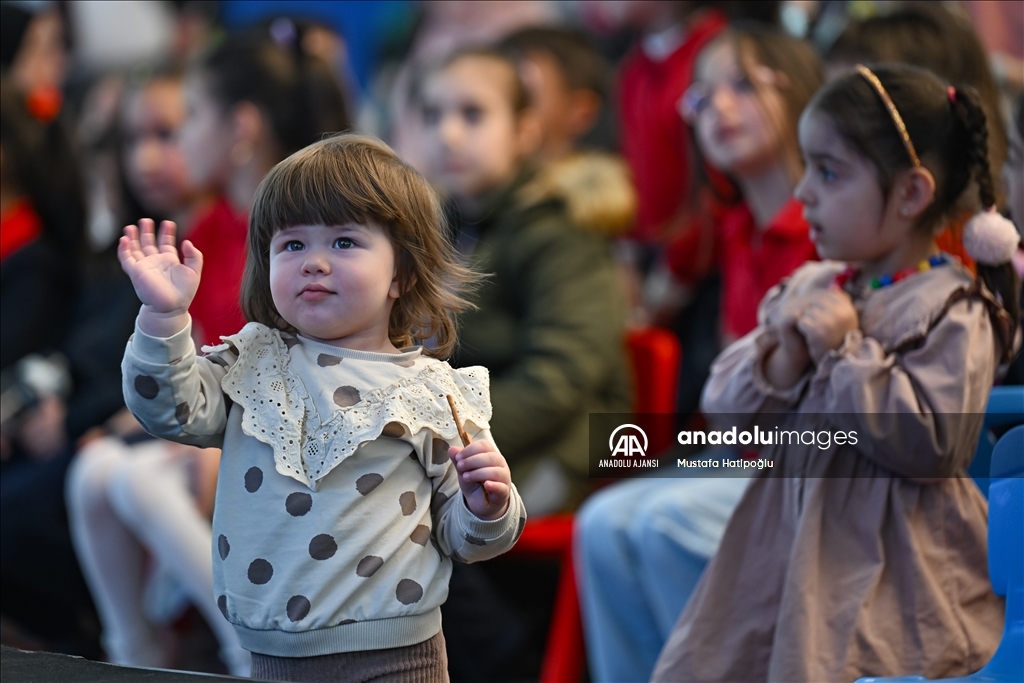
left=118, top=219, right=203, bottom=337
left=449, top=440, right=512, bottom=520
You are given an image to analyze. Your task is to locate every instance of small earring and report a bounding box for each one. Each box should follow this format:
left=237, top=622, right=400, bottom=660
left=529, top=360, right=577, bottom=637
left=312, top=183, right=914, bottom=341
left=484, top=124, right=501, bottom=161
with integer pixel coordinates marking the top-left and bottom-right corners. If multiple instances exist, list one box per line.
left=900, top=207, right=910, bottom=217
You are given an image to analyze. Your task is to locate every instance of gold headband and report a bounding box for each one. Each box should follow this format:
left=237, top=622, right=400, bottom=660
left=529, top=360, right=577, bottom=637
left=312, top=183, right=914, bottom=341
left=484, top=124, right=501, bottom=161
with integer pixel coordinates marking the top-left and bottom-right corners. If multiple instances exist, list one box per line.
left=856, top=64, right=921, bottom=168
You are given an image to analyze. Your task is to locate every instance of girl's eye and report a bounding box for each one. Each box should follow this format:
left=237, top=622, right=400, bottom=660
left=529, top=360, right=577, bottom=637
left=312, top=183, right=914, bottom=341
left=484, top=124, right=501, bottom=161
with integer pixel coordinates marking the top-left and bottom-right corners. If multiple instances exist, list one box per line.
left=423, top=105, right=440, bottom=127
left=818, top=165, right=836, bottom=182
left=732, top=76, right=754, bottom=93
left=333, top=237, right=354, bottom=249
left=462, top=105, right=483, bottom=125
left=284, top=240, right=304, bottom=252
left=155, top=127, right=176, bottom=143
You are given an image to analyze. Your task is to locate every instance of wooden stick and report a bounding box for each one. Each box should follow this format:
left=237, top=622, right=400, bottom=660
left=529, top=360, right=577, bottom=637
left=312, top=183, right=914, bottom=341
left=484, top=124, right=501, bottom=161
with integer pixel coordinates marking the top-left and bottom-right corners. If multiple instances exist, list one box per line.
left=446, top=394, right=490, bottom=506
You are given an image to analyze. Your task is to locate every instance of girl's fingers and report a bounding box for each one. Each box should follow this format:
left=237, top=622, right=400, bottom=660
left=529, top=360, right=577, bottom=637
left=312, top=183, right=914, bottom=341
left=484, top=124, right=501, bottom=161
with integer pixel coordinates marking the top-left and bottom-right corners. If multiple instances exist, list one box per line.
left=460, top=466, right=511, bottom=486
left=181, top=239, right=203, bottom=276
left=139, top=218, right=159, bottom=255
left=117, top=235, right=135, bottom=267
left=453, top=451, right=505, bottom=472
left=481, top=480, right=510, bottom=499
left=157, top=220, right=178, bottom=252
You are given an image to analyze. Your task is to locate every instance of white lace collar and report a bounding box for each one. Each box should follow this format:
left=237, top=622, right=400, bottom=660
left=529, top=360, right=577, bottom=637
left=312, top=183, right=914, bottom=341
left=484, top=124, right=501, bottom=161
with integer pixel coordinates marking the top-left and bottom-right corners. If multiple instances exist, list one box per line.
left=218, top=323, right=491, bottom=490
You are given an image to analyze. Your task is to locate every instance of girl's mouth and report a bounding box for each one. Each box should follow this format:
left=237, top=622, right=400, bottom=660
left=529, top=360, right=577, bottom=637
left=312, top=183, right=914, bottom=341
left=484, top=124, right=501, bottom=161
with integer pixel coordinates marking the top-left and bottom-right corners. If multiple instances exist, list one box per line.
left=714, top=124, right=741, bottom=143
left=300, top=285, right=333, bottom=300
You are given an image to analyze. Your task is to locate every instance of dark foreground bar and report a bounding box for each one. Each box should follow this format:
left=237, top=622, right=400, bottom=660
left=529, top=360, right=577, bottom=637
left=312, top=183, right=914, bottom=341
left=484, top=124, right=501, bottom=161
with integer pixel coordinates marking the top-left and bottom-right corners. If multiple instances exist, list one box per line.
left=1, top=646, right=262, bottom=683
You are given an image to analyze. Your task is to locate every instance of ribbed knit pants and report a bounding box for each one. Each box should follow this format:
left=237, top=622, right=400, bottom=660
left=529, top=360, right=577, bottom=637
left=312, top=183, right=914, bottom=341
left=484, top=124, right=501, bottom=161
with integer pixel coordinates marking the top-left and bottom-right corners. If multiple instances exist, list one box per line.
left=250, top=631, right=448, bottom=682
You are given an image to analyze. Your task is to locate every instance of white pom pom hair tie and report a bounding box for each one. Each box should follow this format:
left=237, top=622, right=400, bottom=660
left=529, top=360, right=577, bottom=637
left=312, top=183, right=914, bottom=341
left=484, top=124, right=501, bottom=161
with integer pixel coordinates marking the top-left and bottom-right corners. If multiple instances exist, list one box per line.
left=962, top=209, right=1020, bottom=266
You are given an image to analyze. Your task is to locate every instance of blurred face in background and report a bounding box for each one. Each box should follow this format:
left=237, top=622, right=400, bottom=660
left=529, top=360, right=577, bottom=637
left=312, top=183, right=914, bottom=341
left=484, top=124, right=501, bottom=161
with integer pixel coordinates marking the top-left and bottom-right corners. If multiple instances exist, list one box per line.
left=687, top=40, right=788, bottom=179
left=123, top=77, right=195, bottom=215
left=420, top=55, right=536, bottom=203
left=10, top=8, right=67, bottom=92
left=518, top=50, right=600, bottom=161
left=178, top=74, right=234, bottom=192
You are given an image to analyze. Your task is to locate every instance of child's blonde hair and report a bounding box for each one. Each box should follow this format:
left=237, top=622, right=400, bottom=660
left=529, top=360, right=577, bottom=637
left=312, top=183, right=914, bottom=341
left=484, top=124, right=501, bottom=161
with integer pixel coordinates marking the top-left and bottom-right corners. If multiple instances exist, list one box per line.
left=242, top=133, right=476, bottom=358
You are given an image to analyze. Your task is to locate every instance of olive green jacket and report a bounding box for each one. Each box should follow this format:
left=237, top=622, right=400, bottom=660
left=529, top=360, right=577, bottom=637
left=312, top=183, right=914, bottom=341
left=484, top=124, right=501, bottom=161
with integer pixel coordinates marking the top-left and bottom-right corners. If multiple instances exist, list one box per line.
left=451, top=167, right=632, bottom=500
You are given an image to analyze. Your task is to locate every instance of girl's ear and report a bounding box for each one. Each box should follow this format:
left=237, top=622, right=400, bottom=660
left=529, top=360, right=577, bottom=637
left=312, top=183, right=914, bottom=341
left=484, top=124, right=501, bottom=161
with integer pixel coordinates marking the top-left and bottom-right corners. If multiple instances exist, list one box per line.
left=514, top=108, right=543, bottom=161
left=895, top=166, right=937, bottom=220
left=389, top=266, right=416, bottom=300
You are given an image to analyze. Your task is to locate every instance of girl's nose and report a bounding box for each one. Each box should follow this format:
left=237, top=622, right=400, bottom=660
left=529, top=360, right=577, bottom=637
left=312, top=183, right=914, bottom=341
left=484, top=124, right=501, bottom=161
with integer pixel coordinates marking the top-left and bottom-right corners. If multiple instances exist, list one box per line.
left=438, top=113, right=462, bottom=148
left=793, top=171, right=813, bottom=204
left=136, top=140, right=162, bottom=174
left=301, top=251, right=330, bottom=274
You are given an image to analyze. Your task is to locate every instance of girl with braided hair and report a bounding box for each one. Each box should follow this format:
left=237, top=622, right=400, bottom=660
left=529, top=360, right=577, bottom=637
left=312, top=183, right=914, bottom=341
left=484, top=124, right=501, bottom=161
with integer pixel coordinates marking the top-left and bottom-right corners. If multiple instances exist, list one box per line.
left=652, top=63, right=1019, bottom=682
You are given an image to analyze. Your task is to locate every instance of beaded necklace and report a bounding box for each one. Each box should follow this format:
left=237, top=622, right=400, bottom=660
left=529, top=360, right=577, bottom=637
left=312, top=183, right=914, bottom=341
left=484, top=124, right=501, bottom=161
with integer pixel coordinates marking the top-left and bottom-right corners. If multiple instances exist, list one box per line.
left=833, top=253, right=951, bottom=294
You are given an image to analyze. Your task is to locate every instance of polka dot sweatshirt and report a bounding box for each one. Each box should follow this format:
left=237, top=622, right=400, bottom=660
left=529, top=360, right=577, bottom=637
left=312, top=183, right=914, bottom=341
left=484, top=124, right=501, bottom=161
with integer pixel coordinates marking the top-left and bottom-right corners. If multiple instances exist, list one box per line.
left=122, top=320, right=526, bottom=657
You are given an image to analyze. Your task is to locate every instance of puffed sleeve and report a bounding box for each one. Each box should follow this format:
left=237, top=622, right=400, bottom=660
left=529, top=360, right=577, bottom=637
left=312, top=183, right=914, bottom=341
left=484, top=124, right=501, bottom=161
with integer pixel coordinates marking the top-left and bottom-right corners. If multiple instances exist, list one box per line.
left=122, top=318, right=235, bottom=447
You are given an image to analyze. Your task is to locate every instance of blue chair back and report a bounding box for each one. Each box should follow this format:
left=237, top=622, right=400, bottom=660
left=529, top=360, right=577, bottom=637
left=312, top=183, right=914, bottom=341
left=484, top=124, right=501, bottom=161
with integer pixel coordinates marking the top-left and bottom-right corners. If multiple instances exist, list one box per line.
left=969, top=386, right=1024, bottom=499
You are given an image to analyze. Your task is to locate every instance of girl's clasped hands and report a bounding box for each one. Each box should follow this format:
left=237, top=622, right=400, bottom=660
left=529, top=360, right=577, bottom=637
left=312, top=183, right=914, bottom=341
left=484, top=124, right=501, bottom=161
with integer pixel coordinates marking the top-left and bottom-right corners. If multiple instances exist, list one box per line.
left=766, top=288, right=859, bottom=388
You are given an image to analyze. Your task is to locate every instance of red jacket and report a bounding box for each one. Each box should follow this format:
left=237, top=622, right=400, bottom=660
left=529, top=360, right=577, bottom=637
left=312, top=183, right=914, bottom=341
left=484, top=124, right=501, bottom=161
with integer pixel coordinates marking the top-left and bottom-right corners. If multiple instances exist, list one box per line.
left=618, top=11, right=726, bottom=243
left=667, top=197, right=818, bottom=344
left=186, top=197, right=249, bottom=346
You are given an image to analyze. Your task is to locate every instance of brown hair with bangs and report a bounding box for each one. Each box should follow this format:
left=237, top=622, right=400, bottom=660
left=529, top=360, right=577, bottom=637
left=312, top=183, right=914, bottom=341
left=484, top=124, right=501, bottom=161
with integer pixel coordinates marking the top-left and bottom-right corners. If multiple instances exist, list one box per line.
left=242, top=133, right=477, bottom=358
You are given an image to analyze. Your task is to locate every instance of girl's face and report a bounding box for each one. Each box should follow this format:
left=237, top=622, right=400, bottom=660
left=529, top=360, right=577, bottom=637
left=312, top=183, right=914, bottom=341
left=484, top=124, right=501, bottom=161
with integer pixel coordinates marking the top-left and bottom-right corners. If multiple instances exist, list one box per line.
left=1003, top=118, right=1024, bottom=236
left=178, top=75, right=234, bottom=192
left=688, top=41, right=787, bottom=178
left=420, top=57, right=531, bottom=202
left=123, top=78, right=194, bottom=215
left=268, top=223, right=401, bottom=350
left=795, top=109, right=914, bottom=267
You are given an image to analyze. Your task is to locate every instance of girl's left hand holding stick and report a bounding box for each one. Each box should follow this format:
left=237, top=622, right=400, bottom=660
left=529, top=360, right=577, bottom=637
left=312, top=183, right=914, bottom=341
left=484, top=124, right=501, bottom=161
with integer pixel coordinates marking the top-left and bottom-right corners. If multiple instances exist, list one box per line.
left=449, top=440, right=512, bottom=520
left=118, top=218, right=204, bottom=338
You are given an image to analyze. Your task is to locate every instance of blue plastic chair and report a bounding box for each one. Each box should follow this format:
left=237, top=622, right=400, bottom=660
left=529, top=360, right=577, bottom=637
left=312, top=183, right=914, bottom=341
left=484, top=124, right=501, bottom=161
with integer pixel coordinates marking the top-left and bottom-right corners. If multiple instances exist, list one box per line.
left=969, top=386, right=1024, bottom=498
left=857, top=424, right=1024, bottom=683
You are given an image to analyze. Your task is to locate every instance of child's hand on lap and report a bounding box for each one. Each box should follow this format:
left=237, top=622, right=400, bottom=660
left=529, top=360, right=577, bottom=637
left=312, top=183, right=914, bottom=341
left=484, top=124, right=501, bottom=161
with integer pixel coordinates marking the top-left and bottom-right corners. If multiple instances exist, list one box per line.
left=449, top=441, right=512, bottom=520
left=796, top=289, right=859, bottom=363
left=118, top=218, right=203, bottom=337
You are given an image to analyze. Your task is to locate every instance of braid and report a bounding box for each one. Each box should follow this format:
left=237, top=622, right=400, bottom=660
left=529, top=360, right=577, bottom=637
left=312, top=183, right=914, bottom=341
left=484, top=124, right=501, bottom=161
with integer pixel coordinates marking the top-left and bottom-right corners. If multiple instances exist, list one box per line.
left=952, top=86, right=1021, bottom=332
left=951, top=87, right=996, bottom=209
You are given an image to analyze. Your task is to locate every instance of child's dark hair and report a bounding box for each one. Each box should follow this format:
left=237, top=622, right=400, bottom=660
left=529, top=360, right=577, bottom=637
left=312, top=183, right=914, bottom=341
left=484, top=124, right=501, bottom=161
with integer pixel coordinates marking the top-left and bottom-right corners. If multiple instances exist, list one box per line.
left=808, top=64, right=1020, bottom=324
left=242, top=134, right=477, bottom=358
left=826, top=3, right=1007, bottom=185
left=195, top=26, right=350, bottom=158
left=498, top=27, right=609, bottom=102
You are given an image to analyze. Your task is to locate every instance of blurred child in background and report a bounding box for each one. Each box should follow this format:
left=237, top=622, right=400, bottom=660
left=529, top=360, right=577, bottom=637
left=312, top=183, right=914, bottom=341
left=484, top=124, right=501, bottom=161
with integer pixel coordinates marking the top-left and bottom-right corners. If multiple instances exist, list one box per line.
left=0, top=77, right=95, bottom=655
left=118, top=66, right=209, bottom=233
left=66, top=27, right=349, bottom=675
left=499, top=26, right=611, bottom=162
left=417, top=45, right=630, bottom=681
left=420, top=45, right=629, bottom=516
left=654, top=63, right=1017, bottom=683
left=499, top=26, right=636, bottom=242
left=575, top=25, right=822, bottom=683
